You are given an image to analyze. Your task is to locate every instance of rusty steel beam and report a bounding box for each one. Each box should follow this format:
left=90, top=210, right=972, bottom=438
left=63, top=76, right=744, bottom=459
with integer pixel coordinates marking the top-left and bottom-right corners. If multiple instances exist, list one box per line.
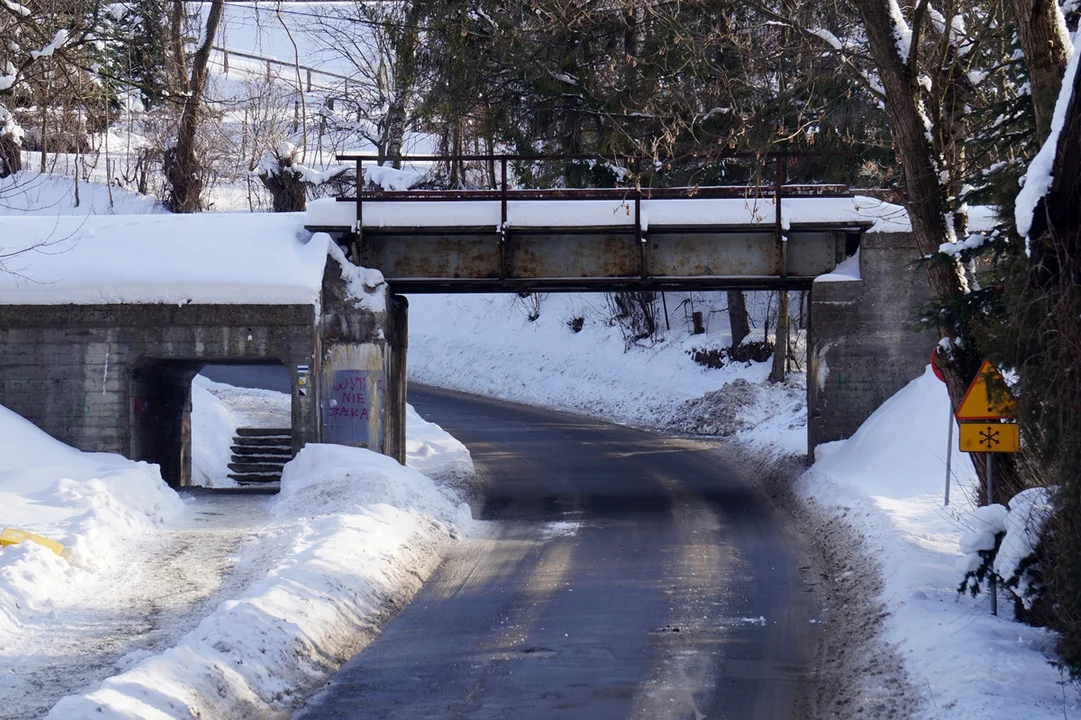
left=347, top=226, right=857, bottom=289
left=380, top=276, right=818, bottom=294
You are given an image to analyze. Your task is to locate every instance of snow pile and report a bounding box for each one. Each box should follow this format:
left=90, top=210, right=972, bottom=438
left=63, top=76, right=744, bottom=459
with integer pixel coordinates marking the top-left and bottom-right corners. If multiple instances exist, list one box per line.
left=665, top=377, right=805, bottom=440
left=958, top=504, right=1009, bottom=558
left=405, top=405, right=475, bottom=494
left=0, top=171, right=165, bottom=216
left=0, top=403, right=184, bottom=636
left=190, top=376, right=240, bottom=489
left=0, top=213, right=330, bottom=305
left=48, top=408, right=477, bottom=719
left=364, top=164, right=424, bottom=191
left=801, top=368, right=1075, bottom=718
left=815, top=249, right=861, bottom=282
left=275, top=444, right=466, bottom=522
left=993, top=488, right=1055, bottom=607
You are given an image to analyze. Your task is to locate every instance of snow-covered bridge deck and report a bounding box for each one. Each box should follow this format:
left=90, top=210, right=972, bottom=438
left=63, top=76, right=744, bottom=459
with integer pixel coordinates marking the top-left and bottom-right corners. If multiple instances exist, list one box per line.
left=306, top=191, right=906, bottom=293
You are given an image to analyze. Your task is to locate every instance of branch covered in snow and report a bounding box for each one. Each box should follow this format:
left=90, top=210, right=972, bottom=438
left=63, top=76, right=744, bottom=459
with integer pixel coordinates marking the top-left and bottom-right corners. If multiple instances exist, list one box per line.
left=1015, top=27, right=1081, bottom=248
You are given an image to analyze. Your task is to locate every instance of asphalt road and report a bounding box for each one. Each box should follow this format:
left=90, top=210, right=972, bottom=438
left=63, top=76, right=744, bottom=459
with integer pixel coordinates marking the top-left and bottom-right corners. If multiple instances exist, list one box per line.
left=292, top=384, right=817, bottom=719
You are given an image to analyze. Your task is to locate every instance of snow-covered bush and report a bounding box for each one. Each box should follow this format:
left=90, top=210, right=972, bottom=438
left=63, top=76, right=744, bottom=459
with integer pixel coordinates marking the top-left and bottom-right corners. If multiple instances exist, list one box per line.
left=258, top=141, right=352, bottom=212
left=957, top=489, right=1055, bottom=621
left=687, top=341, right=774, bottom=369
left=957, top=503, right=1009, bottom=598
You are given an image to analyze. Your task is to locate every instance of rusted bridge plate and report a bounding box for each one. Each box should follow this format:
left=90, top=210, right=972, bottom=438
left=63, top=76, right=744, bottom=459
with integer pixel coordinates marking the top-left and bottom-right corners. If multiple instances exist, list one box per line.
left=350, top=225, right=854, bottom=292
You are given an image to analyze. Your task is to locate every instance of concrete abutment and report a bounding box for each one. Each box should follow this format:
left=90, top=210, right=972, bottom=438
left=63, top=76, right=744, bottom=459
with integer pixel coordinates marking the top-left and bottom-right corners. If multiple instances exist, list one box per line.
left=807, top=232, right=937, bottom=455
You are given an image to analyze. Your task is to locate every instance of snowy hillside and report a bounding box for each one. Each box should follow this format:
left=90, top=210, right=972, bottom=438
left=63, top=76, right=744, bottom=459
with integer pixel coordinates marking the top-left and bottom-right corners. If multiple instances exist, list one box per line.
left=0, top=170, right=164, bottom=215
left=409, top=291, right=808, bottom=456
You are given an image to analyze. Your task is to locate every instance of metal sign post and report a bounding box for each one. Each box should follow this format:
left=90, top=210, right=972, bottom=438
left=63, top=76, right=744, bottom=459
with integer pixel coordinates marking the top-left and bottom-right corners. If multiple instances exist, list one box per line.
left=944, top=408, right=953, bottom=506
left=930, top=348, right=953, bottom=506
left=954, top=359, right=1018, bottom=616
left=987, top=453, right=996, bottom=616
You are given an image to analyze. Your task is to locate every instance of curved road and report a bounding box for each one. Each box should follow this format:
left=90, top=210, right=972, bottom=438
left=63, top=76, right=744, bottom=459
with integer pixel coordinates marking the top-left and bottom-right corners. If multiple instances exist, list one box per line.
left=300, top=385, right=816, bottom=719
left=201, top=366, right=817, bottom=717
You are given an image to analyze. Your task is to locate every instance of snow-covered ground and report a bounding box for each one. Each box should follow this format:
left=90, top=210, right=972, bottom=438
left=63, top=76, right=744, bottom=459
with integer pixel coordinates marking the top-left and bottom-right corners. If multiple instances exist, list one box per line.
left=409, top=292, right=808, bottom=456
left=802, top=370, right=1078, bottom=719
left=0, top=170, right=165, bottom=216
left=1, top=380, right=479, bottom=719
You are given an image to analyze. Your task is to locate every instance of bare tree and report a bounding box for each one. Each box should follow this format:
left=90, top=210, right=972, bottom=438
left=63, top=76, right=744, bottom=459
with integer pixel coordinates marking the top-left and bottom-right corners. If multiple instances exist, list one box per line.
left=163, top=0, right=224, bottom=213
left=305, top=1, right=424, bottom=167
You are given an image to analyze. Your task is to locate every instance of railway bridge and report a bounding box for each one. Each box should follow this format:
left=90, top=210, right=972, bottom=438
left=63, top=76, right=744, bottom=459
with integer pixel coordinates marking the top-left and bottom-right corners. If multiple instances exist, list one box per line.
left=0, top=156, right=932, bottom=484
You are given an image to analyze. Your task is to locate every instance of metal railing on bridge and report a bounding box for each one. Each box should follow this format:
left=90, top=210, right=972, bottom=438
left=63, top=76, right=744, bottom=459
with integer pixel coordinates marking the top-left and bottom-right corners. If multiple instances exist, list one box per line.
left=333, top=152, right=849, bottom=245
left=312, top=153, right=872, bottom=293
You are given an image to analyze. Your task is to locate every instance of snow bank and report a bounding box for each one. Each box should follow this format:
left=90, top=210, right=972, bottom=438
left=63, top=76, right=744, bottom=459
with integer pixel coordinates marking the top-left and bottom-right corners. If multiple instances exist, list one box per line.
left=0, top=403, right=184, bottom=636
left=0, top=171, right=164, bottom=216
left=405, top=404, right=475, bottom=488
left=801, top=368, right=1074, bottom=718
left=190, top=376, right=240, bottom=489
left=48, top=409, right=476, bottom=719
left=0, top=213, right=329, bottom=305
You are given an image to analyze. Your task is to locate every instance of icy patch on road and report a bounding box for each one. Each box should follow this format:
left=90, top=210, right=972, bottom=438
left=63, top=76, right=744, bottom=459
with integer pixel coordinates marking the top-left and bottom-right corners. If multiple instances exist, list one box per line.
left=539, top=521, right=580, bottom=540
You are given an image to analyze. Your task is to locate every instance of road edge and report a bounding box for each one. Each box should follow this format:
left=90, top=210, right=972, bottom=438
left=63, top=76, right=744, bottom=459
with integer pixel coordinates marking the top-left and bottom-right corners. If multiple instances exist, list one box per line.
left=714, top=441, right=920, bottom=719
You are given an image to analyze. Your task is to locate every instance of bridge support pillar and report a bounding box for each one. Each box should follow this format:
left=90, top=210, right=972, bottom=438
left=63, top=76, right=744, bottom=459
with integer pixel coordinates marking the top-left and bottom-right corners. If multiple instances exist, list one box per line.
left=317, top=247, right=407, bottom=463
left=807, top=232, right=937, bottom=458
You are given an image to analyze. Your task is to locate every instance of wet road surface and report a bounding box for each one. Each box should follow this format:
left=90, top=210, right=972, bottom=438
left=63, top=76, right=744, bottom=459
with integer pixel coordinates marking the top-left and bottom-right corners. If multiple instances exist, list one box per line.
left=295, top=385, right=816, bottom=719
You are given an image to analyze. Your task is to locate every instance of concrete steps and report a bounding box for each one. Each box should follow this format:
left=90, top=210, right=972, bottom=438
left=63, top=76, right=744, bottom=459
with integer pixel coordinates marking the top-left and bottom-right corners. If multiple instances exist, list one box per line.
left=228, top=428, right=293, bottom=486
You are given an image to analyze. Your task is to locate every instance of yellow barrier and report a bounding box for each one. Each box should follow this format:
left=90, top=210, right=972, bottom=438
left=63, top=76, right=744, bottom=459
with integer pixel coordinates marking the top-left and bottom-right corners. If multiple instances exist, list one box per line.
left=0, top=527, right=65, bottom=556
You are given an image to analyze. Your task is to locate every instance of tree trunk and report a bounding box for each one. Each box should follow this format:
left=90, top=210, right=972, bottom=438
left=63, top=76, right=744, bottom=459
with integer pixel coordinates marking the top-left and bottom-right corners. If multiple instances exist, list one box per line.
left=1028, top=54, right=1081, bottom=285
left=165, top=0, right=224, bottom=214
left=1008, top=0, right=1071, bottom=143
left=168, top=0, right=188, bottom=95
left=383, top=3, right=422, bottom=170
left=260, top=168, right=307, bottom=212
left=0, top=129, right=20, bottom=178
left=727, top=290, right=750, bottom=348
left=854, top=0, right=1020, bottom=502
left=769, top=290, right=789, bottom=383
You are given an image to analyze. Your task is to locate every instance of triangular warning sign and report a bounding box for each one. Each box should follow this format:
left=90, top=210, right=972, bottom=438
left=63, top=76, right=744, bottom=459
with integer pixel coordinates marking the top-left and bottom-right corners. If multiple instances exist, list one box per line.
left=956, top=361, right=1018, bottom=421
